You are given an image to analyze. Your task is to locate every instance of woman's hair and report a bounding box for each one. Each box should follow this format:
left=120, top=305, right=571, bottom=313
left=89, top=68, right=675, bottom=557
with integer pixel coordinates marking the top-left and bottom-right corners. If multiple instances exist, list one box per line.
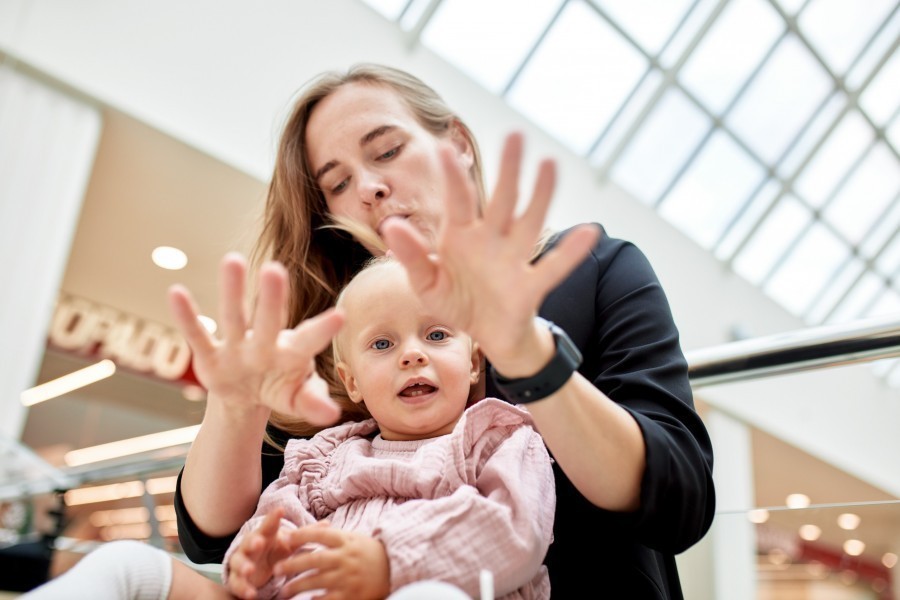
left=253, top=64, right=487, bottom=444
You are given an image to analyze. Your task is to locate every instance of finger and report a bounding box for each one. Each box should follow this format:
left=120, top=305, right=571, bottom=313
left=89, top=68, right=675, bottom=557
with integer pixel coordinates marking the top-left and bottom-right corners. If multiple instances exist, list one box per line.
left=515, top=158, right=556, bottom=246
left=250, top=508, right=285, bottom=551
left=167, top=284, right=216, bottom=357
left=280, top=567, right=339, bottom=598
left=220, top=253, right=249, bottom=344
left=288, top=308, right=345, bottom=356
left=380, top=217, right=438, bottom=292
left=440, top=144, right=479, bottom=227
left=531, top=224, right=601, bottom=297
left=272, top=367, right=341, bottom=424
left=294, top=371, right=342, bottom=425
left=252, top=262, right=289, bottom=347
left=227, top=572, right=258, bottom=600
left=485, top=132, right=524, bottom=233
left=287, top=525, right=345, bottom=549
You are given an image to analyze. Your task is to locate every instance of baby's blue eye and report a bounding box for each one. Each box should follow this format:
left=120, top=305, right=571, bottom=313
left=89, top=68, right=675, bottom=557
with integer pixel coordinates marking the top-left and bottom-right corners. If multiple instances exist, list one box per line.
left=427, top=331, right=447, bottom=341
left=372, top=339, right=391, bottom=350
left=379, top=147, right=399, bottom=160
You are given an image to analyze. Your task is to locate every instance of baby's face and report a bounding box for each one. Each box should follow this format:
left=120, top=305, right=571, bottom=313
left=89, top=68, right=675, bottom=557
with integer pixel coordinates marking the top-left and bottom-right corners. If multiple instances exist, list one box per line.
left=335, top=263, right=479, bottom=441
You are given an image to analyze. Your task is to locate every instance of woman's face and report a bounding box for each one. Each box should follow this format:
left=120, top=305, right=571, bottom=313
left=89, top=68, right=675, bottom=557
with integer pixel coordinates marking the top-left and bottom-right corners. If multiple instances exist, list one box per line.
left=305, top=82, right=472, bottom=252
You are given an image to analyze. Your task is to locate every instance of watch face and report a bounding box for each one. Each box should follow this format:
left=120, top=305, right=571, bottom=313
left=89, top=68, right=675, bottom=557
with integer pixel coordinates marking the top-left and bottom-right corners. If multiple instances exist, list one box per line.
left=550, top=322, right=582, bottom=367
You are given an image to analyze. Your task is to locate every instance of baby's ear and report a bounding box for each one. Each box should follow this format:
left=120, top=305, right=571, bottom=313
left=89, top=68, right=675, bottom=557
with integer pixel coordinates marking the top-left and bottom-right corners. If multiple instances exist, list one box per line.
left=469, top=342, right=483, bottom=384
left=336, top=361, right=363, bottom=404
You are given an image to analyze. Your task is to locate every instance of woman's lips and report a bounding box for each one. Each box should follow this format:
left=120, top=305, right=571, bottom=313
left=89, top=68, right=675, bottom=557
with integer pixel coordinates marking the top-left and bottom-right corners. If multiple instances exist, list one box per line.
left=377, top=214, right=410, bottom=237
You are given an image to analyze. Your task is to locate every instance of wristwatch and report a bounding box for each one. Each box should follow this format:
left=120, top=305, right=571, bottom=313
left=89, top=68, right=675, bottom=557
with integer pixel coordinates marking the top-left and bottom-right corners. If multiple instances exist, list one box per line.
left=491, top=317, right=582, bottom=404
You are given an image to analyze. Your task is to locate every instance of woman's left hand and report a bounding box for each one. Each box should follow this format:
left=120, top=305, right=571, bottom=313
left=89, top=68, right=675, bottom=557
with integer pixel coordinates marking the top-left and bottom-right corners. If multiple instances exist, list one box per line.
left=381, top=132, right=599, bottom=374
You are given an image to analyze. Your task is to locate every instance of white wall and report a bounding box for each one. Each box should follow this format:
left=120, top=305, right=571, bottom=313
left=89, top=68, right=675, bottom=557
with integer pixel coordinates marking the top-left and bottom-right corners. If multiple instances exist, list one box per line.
left=0, top=63, right=101, bottom=438
left=2, top=0, right=898, bottom=503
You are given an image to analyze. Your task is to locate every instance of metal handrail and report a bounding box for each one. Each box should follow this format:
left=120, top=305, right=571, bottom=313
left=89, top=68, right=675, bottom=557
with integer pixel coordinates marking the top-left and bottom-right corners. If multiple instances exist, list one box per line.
left=686, top=313, right=900, bottom=387
left=3, top=314, right=899, bottom=502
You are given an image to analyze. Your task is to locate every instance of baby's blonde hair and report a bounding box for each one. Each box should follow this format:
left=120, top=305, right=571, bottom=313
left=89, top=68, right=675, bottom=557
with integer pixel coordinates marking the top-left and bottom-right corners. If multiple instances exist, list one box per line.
left=331, top=254, right=400, bottom=366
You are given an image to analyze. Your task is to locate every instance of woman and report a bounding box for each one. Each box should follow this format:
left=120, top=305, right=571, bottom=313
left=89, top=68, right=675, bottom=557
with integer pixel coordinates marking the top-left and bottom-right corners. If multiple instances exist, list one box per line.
left=169, top=63, right=715, bottom=599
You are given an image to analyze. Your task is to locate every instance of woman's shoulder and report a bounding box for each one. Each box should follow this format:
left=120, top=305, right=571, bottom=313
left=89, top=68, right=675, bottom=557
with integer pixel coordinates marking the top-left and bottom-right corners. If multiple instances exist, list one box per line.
left=547, top=222, right=640, bottom=260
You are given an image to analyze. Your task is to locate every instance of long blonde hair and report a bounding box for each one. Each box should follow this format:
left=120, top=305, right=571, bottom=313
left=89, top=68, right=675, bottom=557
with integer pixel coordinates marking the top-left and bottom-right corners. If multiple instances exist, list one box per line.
left=253, top=64, right=487, bottom=444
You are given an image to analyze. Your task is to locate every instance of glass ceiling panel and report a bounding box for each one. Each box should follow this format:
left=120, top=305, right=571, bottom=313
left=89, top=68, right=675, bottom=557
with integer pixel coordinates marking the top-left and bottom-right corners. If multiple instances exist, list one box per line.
left=822, top=142, right=900, bottom=246
left=420, top=0, right=563, bottom=93
left=775, top=91, right=844, bottom=179
left=828, top=270, right=885, bottom=324
left=846, top=4, right=900, bottom=91
left=859, top=47, right=900, bottom=127
left=678, top=0, right=783, bottom=115
left=358, top=0, right=900, bottom=395
left=764, top=221, right=848, bottom=317
left=658, top=0, right=721, bottom=68
left=360, top=0, right=409, bottom=20
left=867, top=287, right=900, bottom=319
left=610, top=87, right=709, bottom=204
left=589, top=69, right=664, bottom=167
left=399, top=0, right=434, bottom=30
left=774, top=0, right=806, bottom=15
left=889, top=112, right=900, bottom=150
left=875, top=229, right=900, bottom=279
left=793, top=110, right=872, bottom=208
left=726, top=34, right=833, bottom=166
left=861, top=194, right=900, bottom=262
left=715, top=178, right=782, bottom=260
left=805, top=256, right=866, bottom=325
left=506, top=0, right=648, bottom=155
left=659, top=130, right=765, bottom=249
left=798, top=0, right=897, bottom=76
left=591, top=0, right=694, bottom=57
left=732, top=194, right=810, bottom=285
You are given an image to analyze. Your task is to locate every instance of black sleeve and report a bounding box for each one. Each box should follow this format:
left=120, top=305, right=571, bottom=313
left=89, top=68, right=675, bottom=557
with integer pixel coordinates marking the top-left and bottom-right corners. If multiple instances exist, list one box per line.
left=514, top=224, right=715, bottom=553
left=587, top=234, right=715, bottom=552
left=174, top=437, right=288, bottom=564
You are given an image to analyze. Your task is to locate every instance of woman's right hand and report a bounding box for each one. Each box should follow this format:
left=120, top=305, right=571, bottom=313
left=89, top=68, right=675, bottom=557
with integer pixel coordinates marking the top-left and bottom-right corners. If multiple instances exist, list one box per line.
left=167, top=252, right=343, bottom=425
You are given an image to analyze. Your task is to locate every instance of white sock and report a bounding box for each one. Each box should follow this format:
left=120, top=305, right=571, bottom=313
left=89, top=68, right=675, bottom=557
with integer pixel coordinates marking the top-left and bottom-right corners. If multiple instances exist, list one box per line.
left=388, top=580, right=471, bottom=599
left=20, top=539, right=173, bottom=600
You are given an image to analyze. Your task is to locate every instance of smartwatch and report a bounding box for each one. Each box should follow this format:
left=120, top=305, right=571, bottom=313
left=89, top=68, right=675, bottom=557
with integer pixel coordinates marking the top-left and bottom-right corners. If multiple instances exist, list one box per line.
left=491, top=317, right=582, bottom=404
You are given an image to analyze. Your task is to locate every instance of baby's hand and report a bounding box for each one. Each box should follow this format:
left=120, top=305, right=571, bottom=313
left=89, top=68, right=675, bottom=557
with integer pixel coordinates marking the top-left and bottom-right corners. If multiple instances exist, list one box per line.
left=274, top=523, right=391, bottom=599
left=226, top=509, right=294, bottom=599
left=168, top=253, right=344, bottom=424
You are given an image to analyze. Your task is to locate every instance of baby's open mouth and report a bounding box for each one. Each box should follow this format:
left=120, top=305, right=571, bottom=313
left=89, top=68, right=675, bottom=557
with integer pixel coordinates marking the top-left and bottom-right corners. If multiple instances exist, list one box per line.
left=400, top=383, right=436, bottom=397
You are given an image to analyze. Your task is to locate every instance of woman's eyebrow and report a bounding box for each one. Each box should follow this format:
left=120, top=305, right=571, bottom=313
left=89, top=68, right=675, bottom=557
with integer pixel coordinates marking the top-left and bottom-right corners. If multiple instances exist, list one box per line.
left=360, top=124, right=396, bottom=146
left=314, top=125, right=398, bottom=183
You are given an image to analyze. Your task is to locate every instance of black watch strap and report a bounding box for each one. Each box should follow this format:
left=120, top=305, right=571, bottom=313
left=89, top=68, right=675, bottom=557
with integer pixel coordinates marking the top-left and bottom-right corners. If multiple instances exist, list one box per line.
left=491, top=317, right=582, bottom=404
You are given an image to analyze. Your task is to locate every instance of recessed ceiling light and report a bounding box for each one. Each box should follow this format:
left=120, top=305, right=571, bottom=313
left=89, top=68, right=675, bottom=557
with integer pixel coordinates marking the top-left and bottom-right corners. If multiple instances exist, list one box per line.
left=799, top=524, right=821, bottom=541
left=837, top=513, right=860, bottom=530
left=843, top=539, right=865, bottom=556
left=747, top=508, right=769, bottom=524
left=786, top=493, right=810, bottom=509
left=152, top=246, right=188, bottom=270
